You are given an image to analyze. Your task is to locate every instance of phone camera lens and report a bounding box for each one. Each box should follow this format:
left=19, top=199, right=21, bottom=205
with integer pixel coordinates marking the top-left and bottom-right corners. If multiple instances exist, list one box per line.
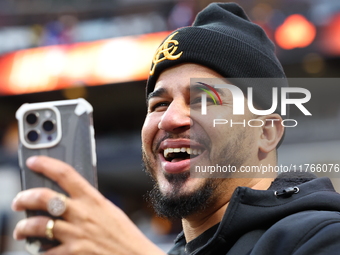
left=27, top=130, right=39, bottom=142
left=26, top=113, right=38, bottom=125
left=42, top=120, right=55, bottom=132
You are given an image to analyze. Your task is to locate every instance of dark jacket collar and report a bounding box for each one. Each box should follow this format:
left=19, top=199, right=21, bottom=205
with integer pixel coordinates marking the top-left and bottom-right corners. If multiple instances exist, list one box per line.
left=171, top=175, right=340, bottom=255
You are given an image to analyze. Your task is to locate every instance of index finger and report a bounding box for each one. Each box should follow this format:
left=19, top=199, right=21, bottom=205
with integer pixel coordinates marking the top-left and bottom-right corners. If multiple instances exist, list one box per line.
left=27, top=156, right=98, bottom=198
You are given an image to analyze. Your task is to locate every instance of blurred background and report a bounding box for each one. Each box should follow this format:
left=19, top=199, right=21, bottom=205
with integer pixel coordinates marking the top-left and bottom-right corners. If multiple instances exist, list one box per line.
left=0, top=0, right=340, bottom=254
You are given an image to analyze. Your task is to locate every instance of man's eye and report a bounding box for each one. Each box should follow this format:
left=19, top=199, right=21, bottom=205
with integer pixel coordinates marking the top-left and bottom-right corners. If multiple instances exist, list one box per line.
left=190, top=96, right=216, bottom=105
left=149, top=102, right=169, bottom=112
left=190, top=97, right=201, bottom=105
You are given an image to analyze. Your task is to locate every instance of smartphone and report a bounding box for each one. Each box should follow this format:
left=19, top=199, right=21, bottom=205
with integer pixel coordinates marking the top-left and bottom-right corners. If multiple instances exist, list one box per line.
left=16, top=98, right=97, bottom=255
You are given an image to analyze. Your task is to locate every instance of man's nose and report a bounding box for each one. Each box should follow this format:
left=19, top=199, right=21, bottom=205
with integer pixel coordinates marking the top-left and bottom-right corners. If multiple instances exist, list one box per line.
left=158, top=100, right=192, bottom=133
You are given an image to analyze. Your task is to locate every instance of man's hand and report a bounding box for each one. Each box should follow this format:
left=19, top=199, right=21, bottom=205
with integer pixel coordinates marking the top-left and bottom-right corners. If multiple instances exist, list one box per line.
left=12, top=155, right=166, bottom=255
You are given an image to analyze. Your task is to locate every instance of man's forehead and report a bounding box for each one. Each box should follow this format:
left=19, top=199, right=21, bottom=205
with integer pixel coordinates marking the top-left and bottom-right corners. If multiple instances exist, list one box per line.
left=149, top=64, right=235, bottom=101
left=153, top=65, right=228, bottom=90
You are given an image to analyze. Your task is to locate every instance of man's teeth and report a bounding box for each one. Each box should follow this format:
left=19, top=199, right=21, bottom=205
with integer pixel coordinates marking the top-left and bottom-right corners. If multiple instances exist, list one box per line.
left=163, top=148, right=202, bottom=158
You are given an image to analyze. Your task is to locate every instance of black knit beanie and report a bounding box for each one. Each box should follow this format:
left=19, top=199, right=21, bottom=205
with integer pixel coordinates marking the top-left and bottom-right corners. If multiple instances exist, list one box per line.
left=146, top=2, right=287, bottom=114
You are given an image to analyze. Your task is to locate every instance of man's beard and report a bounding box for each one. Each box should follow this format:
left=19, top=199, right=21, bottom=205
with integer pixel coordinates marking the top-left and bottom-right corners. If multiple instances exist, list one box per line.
left=142, top=129, right=250, bottom=220
left=145, top=170, right=222, bottom=220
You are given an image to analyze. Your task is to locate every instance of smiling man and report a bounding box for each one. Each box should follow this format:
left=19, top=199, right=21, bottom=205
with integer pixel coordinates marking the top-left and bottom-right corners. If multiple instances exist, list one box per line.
left=142, top=63, right=281, bottom=244
left=12, top=2, right=340, bottom=255
left=141, top=2, right=340, bottom=255
left=142, top=1, right=286, bottom=224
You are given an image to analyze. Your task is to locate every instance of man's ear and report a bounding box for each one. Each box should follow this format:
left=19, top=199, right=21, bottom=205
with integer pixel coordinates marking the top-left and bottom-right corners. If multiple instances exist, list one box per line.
left=257, top=114, right=284, bottom=153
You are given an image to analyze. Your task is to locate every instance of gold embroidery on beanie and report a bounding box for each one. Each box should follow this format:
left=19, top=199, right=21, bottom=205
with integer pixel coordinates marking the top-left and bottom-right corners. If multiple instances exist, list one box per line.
left=150, top=32, right=183, bottom=75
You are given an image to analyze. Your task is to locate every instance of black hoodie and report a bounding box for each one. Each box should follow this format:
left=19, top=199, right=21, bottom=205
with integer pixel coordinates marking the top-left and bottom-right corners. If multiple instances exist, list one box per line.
left=168, top=174, right=340, bottom=255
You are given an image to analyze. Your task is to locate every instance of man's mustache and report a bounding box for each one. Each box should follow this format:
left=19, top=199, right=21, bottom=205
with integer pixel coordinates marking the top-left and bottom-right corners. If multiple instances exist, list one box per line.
left=153, top=132, right=211, bottom=154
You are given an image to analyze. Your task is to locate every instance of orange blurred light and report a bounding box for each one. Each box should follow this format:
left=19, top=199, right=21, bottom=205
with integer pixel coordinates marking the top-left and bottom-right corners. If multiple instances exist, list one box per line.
left=275, top=14, right=316, bottom=50
left=0, top=31, right=169, bottom=95
left=321, top=14, right=340, bottom=55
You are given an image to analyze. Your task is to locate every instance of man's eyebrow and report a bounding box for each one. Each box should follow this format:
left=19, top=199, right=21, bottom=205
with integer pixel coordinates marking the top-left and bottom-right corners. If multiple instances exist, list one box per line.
left=147, top=83, right=225, bottom=103
left=147, top=88, right=167, bottom=103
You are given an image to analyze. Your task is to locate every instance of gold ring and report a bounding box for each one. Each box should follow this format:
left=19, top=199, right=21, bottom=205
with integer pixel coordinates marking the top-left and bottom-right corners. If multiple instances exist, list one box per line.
left=45, top=219, right=55, bottom=240
left=47, top=193, right=67, bottom=217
